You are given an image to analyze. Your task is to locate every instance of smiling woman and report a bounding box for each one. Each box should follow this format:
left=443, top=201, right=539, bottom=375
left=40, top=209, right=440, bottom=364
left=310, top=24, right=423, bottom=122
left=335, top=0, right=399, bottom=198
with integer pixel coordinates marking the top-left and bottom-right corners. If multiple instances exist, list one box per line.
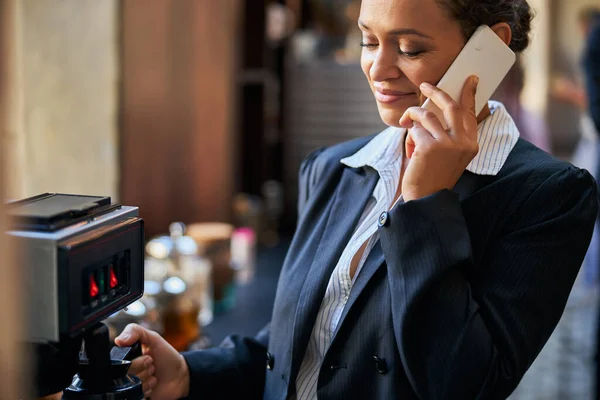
left=357, top=0, right=530, bottom=128
left=357, top=0, right=466, bottom=127
left=114, top=1, right=598, bottom=399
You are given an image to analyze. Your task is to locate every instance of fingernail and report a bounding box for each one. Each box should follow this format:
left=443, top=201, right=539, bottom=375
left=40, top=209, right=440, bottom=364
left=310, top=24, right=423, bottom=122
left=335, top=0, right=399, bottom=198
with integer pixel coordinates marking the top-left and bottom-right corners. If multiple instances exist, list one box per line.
left=144, top=357, right=152, bottom=368
left=474, top=76, right=479, bottom=85
left=149, top=365, right=156, bottom=376
left=118, top=333, right=129, bottom=341
left=420, top=82, right=432, bottom=90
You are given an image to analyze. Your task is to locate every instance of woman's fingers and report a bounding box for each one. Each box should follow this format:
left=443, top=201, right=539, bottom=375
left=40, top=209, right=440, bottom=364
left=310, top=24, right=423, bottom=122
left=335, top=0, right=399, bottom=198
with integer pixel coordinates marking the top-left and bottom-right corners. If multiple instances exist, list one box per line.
left=135, top=362, right=156, bottom=384
left=459, top=75, right=479, bottom=137
left=405, top=123, right=435, bottom=158
left=418, top=82, right=464, bottom=136
left=143, top=375, right=158, bottom=397
left=128, top=355, right=153, bottom=376
left=127, top=355, right=157, bottom=397
left=400, top=107, right=447, bottom=140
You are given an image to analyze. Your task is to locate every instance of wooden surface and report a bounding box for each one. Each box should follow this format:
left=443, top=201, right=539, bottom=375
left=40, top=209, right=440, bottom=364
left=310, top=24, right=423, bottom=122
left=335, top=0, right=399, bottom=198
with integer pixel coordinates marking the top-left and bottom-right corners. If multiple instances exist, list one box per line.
left=120, top=0, right=241, bottom=237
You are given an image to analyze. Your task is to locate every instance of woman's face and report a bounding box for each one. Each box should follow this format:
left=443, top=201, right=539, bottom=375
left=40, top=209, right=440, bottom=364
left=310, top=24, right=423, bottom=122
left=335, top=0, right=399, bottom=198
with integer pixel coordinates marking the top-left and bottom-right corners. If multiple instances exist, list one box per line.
left=359, top=0, right=466, bottom=127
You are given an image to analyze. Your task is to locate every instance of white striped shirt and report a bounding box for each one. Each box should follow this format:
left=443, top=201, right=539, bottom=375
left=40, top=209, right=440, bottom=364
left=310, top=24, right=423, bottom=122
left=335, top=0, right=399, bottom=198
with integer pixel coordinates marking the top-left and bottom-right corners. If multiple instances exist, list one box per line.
left=293, top=101, right=520, bottom=400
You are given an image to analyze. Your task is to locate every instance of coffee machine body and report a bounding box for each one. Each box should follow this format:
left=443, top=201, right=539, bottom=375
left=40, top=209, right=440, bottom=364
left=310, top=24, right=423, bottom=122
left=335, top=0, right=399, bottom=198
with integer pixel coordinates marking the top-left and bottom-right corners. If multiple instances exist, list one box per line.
left=7, top=194, right=145, bottom=398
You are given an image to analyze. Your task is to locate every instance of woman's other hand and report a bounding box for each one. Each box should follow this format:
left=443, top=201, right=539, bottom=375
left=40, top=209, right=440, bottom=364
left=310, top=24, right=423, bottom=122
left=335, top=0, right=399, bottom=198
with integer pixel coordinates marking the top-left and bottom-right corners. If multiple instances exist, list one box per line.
left=399, top=76, right=480, bottom=201
left=115, top=324, right=190, bottom=400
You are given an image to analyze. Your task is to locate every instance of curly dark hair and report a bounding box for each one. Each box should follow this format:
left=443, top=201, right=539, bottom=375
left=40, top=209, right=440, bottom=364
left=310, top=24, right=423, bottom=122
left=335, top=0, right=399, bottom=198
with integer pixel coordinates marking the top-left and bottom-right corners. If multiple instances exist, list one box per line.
left=435, top=0, right=534, bottom=53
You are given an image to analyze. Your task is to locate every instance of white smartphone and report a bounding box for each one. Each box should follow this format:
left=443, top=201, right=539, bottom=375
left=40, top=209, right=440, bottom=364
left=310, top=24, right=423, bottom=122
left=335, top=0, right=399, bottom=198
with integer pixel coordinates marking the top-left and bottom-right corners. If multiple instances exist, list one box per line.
left=421, top=25, right=516, bottom=129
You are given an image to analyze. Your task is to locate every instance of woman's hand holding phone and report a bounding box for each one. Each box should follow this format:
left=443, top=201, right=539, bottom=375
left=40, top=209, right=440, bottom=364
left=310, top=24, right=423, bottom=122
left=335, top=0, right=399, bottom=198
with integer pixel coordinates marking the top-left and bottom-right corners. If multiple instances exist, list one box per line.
left=399, top=76, right=480, bottom=202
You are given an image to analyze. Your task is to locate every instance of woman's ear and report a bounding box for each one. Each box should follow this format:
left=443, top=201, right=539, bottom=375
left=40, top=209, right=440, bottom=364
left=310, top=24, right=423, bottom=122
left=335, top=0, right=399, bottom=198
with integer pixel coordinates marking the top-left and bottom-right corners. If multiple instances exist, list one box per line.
left=490, top=22, right=512, bottom=47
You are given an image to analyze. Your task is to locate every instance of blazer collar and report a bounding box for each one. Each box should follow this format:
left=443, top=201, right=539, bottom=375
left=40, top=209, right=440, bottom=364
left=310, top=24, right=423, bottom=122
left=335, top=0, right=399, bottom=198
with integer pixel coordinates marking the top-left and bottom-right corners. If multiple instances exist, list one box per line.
left=341, top=101, right=519, bottom=177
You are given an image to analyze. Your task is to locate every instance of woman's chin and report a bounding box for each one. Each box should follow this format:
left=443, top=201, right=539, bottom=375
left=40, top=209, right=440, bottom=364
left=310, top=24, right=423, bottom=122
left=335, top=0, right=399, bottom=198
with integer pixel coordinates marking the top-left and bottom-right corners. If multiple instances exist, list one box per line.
left=377, top=107, right=406, bottom=128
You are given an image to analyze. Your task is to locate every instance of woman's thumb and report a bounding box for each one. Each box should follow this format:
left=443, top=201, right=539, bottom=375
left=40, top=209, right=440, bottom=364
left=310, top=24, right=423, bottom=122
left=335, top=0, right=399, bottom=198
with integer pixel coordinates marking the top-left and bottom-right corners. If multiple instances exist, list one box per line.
left=115, top=323, right=149, bottom=347
left=406, top=131, right=416, bottom=159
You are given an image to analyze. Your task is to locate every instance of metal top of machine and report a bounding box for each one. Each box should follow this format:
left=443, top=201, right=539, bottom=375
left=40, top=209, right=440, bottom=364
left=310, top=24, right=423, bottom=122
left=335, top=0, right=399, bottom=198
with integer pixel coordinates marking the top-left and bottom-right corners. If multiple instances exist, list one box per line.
left=7, top=193, right=119, bottom=232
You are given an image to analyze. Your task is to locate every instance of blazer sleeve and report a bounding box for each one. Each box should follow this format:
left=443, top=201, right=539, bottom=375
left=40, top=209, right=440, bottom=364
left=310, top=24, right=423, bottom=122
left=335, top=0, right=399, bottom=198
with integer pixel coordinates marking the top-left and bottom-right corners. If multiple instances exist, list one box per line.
left=380, top=166, right=598, bottom=400
left=585, top=26, right=600, bottom=134
left=180, top=324, right=270, bottom=399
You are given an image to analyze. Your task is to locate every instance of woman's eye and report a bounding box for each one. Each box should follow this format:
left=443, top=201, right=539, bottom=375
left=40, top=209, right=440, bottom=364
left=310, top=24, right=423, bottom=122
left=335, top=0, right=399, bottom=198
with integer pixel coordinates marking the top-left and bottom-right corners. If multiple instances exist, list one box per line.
left=399, top=49, right=423, bottom=58
left=359, top=41, right=378, bottom=49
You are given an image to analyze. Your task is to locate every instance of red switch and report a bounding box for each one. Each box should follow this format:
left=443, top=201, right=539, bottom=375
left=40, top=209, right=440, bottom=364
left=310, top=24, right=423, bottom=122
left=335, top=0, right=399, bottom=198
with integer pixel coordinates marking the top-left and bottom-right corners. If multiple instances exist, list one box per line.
left=89, top=275, right=99, bottom=298
left=109, top=266, right=118, bottom=288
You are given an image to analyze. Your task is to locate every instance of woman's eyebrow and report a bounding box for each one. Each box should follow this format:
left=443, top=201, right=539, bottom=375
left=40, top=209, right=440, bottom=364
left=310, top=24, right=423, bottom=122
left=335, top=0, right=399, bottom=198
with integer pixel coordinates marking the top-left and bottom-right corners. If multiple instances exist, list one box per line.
left=358, top=20, right=433, bottom=39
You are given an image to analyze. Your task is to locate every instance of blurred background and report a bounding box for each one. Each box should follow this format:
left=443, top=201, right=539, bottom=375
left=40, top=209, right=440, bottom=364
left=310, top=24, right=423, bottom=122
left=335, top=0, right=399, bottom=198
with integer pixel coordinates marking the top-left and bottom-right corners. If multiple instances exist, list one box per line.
left=1, top=0, right=600, bottom=398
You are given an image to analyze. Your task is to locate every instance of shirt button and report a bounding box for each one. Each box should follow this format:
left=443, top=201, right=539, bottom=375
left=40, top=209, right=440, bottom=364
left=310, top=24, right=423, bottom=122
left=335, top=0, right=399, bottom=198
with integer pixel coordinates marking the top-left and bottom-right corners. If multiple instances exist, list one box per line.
left=378, top=211, right=389, bottom=227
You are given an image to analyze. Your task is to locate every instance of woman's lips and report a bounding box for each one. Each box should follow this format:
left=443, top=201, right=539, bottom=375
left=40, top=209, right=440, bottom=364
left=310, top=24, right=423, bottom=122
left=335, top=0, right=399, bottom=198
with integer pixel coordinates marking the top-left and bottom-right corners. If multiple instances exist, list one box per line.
left=374, top=89, right=416, bottom=104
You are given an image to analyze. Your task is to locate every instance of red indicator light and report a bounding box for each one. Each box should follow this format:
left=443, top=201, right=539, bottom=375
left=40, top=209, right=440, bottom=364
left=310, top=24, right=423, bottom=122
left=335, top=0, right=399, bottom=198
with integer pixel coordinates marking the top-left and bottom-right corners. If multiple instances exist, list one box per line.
left=89, top=275, right=99, bottom=298
left=109, top=267, right=118, bottom=288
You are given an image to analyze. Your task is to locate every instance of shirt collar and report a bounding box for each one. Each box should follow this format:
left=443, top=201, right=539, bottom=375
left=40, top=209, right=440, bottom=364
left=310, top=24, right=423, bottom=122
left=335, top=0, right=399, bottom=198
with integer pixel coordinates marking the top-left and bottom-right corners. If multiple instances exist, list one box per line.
left=341, top=101, right=520, bottom=176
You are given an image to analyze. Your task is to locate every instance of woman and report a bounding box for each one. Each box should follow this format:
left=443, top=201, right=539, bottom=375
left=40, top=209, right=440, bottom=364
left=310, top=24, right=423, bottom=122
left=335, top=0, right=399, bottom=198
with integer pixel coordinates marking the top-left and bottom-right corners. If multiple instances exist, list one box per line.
left=116, top=0, right=598, bottom=399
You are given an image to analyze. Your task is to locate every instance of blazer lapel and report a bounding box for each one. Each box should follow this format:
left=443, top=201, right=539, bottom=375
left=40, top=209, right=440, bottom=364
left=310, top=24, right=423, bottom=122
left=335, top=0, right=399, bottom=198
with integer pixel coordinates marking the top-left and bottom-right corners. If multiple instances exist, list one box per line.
left=330, top=239, right=385, bottom=342
left=289, top=165, right=378, bottom=381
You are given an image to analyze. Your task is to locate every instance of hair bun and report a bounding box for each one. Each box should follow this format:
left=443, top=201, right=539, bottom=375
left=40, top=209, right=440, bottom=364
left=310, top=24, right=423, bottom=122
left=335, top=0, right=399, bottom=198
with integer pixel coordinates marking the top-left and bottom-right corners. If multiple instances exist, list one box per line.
left=509, top=0, right=534, bottom=52
left=436, top=0, right=535, bottom=53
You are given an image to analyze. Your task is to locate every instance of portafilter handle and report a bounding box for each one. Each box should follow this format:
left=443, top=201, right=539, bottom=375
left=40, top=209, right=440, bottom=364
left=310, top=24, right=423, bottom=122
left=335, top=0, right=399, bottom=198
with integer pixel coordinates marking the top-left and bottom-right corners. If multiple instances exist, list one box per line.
left=62, top=323, right=143, bottom=400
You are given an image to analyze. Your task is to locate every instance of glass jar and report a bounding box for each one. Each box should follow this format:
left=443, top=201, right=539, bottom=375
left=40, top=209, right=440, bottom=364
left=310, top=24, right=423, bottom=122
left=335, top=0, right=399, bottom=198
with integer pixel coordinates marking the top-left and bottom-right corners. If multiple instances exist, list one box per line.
left=143, top=223, right=213, bottom=350
left=186, top=223, right=235, bottom=314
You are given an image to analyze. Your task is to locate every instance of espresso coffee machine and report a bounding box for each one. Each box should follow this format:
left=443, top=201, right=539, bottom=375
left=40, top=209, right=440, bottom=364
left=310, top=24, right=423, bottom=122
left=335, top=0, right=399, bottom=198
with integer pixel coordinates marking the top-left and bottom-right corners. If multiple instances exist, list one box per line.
left=7, top=193, right=145, bottom=399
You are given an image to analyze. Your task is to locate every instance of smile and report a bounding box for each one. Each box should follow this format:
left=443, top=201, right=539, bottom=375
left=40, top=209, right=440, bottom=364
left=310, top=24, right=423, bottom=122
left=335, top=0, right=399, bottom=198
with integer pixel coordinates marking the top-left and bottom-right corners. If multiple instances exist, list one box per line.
left=374, top=89, right=416, bottom=104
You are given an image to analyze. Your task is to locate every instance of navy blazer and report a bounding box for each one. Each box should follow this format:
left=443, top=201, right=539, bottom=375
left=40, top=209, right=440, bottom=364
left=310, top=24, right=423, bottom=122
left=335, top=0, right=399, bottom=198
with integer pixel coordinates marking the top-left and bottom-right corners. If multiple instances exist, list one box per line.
left=182, top=136, right=598, bottom=400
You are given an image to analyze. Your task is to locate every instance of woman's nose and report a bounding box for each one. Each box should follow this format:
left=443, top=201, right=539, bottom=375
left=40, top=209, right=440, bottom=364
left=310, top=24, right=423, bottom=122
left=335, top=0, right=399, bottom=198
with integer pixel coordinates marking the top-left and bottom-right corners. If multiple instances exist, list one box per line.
left=370, top=47, right=401, bottom=83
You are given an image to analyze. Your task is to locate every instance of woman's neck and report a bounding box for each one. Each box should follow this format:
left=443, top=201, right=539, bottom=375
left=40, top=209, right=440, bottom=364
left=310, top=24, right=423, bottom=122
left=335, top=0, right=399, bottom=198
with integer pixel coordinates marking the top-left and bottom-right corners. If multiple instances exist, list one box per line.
left=477, top=103, right=491, bottom=124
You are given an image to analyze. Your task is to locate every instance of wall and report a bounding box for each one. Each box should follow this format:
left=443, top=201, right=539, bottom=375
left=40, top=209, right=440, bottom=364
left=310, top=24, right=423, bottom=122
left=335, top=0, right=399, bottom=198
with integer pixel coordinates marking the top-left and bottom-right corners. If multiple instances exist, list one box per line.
left=5, top=0, right=120, bottom=200
left=521, top=0, right=551, bottom=116
left=0, top=0, right=25, bottom=397
left=120, top=0, right=241, bottom=237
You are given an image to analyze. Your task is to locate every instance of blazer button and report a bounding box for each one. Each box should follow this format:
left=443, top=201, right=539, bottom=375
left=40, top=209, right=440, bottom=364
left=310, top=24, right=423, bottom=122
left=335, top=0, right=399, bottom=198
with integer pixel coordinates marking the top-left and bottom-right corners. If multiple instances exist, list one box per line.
left=266, top=352, right=275, bottom=371
left=378, top=211, right=389, bottom=227
left=373, top=356, right=388, bottom=374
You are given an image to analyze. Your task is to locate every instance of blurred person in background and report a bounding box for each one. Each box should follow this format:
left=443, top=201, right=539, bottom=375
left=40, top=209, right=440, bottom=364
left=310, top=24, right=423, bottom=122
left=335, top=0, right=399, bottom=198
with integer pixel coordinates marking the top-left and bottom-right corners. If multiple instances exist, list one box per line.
left=551, top=10, right=600, bottom=398
left=576, top=7, right=600, bottom=400
left=552, top=7, right=600, bottom=174
left=492, top=55, right=551, bottom=152
left=116, top=1, right=598, bottom=399
left=583, top=8, right=600, bottom=177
